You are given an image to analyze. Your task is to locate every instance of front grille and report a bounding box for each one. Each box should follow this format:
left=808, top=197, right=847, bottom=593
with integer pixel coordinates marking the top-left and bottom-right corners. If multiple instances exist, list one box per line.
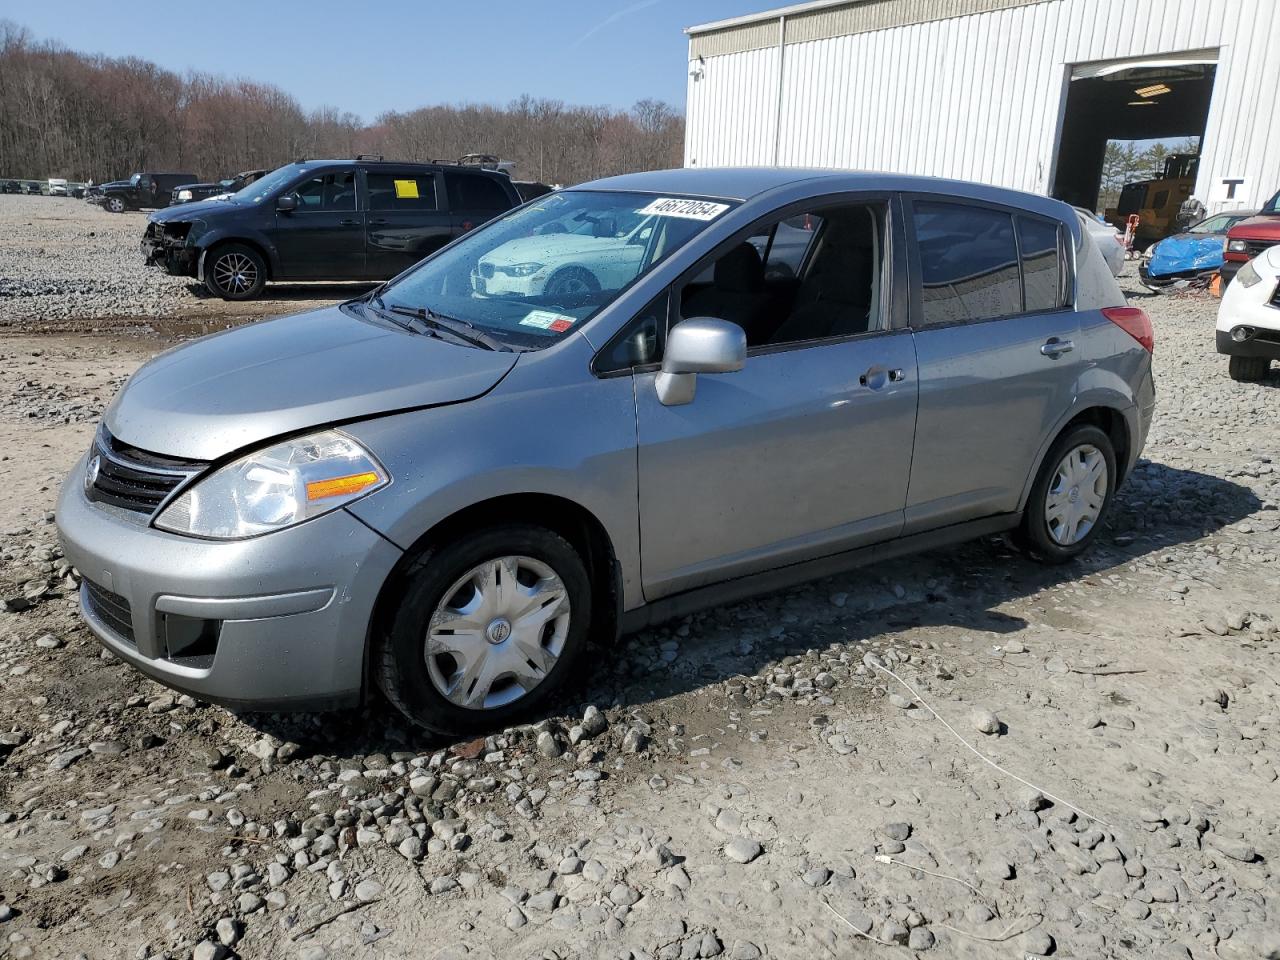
left=1245, top=239, right=1276, bottom=258
left=87, top=429, right=207, bottom=515
left=83, top=579, right=135, bottom=643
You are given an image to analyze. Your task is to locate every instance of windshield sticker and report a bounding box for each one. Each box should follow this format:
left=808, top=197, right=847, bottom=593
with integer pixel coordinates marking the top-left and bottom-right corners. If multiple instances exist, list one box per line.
left=519, top=310, right=576, bottom=333
left=393, top=179, right=420, bottom=199
left=635, top=197, right=731, bottom=221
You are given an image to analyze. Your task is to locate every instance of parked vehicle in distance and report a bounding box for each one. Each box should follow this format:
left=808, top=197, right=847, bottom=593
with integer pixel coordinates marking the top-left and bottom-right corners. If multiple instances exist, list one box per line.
left=59, top=168, right=1155, bottom=735
left=90, top=172, right=199, bottom=213
left=141, top=158, right=520, bottom=299
left=172, top=169, right=269, bottom=205
left=1073, top=207, right=1125, bottom=276
left=1104, top=153, right=1199, bottom=246
left=1, top=179, right=19, bottom=194
left=1140, top=209, right=1257, bottom=290
left=1216, top=246, right=1280, bottom=381
left=1221, top=188, right=1280, bottom=285
left=47, top=178, right=69, bottom=196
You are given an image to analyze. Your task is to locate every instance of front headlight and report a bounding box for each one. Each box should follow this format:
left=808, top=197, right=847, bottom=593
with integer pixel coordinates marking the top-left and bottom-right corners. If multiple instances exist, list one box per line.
left=155, top=430, right=388, bottom=540
left=1227, top=239, right=1249, bottom=253
left=177, top=189, right=192, bottom=201
left=498, top=262, right=545, bottom=277
left=1236, top=260, right=1263, bottom=288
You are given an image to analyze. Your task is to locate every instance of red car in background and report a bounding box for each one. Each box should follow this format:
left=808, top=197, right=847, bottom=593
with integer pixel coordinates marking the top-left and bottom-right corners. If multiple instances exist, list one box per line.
left=1222, top=188, right=1280, bottom=285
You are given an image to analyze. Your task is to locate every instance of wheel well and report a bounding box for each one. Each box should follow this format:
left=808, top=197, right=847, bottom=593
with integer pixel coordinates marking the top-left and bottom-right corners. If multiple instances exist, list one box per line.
left=1062, top=406, right=1130, bottom=480
left=367, top=494, right=622, bottom=686
left=203, top=238, right=272, bottom=280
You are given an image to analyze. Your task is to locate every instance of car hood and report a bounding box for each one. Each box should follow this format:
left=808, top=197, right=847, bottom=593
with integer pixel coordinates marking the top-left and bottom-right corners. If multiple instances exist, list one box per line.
left=1227, top=214, right=1280, bottom=240
left=149, top=197, right=242, bottom=222
left=481, top=234, right=625, bottom=264
left=1145, top=232, right=1226, bottom=277
left=104, top=305, right=519, bottom=461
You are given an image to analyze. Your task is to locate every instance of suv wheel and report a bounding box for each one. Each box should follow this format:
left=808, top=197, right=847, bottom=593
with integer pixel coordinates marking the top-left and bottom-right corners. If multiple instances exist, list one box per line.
left=376, top=524, right=592, bottom=736
left=1018, top=424, right=1117, bottom=563
left=105, top=196, right=127, bottom=213
left=1228, top=355, right=1271, bottom=382
left=204, top=244, right=266, bottom=300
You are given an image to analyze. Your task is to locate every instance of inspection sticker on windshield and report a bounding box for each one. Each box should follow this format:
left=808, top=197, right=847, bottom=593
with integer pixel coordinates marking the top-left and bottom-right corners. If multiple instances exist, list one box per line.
left=520, top=310, right=576, bottom=333
left=636, top=197, right=731, bottom=221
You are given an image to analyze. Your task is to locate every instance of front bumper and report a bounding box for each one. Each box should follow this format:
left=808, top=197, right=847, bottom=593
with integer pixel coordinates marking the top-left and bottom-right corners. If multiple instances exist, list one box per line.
left=56, top=455, right=403, bottom=711
left=1217, top=328, right=1280, bottom=360
left=1138, top=260, right=1218, bottom=289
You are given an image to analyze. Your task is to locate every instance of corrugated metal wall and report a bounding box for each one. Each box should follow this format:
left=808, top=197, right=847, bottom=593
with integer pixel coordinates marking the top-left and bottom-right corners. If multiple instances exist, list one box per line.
left=685, top=0, right=1280, bottom=212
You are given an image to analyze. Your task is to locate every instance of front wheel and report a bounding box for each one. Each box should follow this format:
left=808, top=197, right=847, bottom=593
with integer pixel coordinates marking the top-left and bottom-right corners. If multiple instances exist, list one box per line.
left=375, top=524, right=592, bottom=737
left=105, top=196, right=127, bottom=214
left=1228, top=355, right=1271, bottom=382
left=1018, top=424, right=1117, bottom=563
left=544, top=267, right=599, bottom=298
left=203, top=244, right=266, bottom=300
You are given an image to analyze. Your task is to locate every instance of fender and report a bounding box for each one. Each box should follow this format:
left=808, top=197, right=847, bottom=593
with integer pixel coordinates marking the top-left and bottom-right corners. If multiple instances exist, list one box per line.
left=192, top=226, right=283, bottom=279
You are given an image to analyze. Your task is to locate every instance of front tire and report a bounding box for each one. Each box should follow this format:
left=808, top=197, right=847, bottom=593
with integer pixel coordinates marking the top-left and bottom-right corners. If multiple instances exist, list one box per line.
left=544, top=267, right=600, bottom=298
left=1228, top=355, right=1271, bottom=382
left=204, top=243, right=266, bottom=300
left=1018, top=424, right=1117, bottom=564
left=375, top=524, right=592, bottom=737
left=105, top=196, right=127, bottom=214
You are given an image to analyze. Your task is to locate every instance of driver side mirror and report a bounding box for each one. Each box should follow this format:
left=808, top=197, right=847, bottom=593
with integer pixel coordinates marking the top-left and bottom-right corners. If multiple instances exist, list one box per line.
left=655, top=318, right=746, bottom=406
left=276, top=194, right=297, bottom=212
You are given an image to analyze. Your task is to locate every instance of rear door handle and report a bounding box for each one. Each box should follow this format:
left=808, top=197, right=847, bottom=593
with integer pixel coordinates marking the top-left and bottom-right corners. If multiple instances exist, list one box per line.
left=368, top=218, right=389, bottom=225
left=1040, top=338, right=1074, bottom=357
left=858, top=366, right=906, bottom=388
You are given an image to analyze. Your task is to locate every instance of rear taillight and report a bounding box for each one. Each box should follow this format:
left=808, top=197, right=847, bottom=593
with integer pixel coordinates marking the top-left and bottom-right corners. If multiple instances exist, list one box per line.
left=1102, top=306, right=1154, bottom=353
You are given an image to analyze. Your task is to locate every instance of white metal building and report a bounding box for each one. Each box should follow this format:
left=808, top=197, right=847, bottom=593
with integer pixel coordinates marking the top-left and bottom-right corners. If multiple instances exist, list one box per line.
left=684, top=0, right=1280, bottom=213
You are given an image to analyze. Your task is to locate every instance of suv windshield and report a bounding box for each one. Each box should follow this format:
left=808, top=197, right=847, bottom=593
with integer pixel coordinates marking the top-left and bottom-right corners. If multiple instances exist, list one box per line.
left=1263, top=190, right=1280, bottom=215
left=375, top=190, right=736, bottom=349
left=232, top=165, right=306, bottom=204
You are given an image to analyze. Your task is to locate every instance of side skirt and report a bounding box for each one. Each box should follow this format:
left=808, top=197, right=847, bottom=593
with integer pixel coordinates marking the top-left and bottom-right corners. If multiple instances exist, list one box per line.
left=619, top=513, right=1020, bottom=634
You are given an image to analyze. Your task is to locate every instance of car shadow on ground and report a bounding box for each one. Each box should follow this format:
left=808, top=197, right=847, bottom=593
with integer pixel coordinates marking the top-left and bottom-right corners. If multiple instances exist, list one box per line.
left=238, top=462, right=1261, bottom=758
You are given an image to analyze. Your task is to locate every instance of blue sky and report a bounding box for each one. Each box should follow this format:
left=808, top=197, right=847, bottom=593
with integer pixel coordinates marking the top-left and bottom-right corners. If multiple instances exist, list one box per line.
left=9, top=1, right=782, bottom=118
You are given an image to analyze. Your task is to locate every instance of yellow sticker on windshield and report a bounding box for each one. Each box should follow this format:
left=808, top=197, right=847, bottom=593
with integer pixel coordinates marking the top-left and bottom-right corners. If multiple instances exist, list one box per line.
left=393, top=179, right=419, bottom=199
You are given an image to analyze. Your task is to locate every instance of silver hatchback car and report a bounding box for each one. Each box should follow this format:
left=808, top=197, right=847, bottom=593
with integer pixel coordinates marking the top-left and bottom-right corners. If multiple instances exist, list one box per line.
left=57, top=169, right=1156, bottom=736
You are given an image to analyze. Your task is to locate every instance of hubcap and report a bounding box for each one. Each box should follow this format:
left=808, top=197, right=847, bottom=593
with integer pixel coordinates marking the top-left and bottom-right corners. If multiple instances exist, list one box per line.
left=1045, top=444, right=1108, bottom=546
left=424, top=556, right=570, bottom=711
left=213, top=253, right=257, bottom=294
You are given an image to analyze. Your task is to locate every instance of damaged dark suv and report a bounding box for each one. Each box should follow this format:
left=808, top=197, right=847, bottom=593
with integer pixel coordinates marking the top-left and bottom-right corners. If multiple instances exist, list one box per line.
left=141, top=158, right=520, bottom=299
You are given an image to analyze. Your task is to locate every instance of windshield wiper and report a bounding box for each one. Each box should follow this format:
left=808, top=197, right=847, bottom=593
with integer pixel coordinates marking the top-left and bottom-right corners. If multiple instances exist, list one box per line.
left=379, top=300, right=509, bottom=352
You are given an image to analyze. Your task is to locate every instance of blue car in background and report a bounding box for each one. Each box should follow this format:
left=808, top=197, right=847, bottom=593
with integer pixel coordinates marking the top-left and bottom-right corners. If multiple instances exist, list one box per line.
left=1139, top=209, right=1256, bottom=290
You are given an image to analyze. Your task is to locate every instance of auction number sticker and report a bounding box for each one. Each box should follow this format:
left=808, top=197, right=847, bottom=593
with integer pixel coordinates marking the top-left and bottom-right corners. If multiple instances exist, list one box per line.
left=636, top=197, right=731, bottom=220
left=520, top=310, right=576, bottom=332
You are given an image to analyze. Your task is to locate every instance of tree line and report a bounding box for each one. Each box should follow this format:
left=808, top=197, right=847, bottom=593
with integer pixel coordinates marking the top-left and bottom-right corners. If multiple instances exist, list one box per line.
left=1097, top=138, right=1200, bottom=212
left=0, top=21, right=684, bottom=187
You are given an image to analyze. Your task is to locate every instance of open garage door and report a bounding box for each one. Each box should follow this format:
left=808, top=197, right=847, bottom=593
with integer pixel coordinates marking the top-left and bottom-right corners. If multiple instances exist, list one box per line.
left=1051, top=51, right=1218, bottom=219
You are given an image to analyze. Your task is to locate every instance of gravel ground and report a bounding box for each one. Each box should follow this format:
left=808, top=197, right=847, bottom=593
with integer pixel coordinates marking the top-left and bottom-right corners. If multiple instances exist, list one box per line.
left=1, top=199, right=1279, bottom=960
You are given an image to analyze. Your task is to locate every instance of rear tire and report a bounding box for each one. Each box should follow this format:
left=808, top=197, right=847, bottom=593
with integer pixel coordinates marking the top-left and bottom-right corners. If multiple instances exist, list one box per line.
left=203, top=243, right=266, bottom=300
left=1228, top=355, right=1271, bottom=382
left=1017, top=424, right=1117, bottom=564
left=375, top=524, right=592, bottom=737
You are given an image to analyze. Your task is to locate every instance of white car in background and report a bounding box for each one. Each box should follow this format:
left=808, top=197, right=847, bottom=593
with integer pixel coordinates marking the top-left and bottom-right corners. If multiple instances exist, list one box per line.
left=1216, top=246, right=1280, bottom=381
left=47, top=178, right=69, bottom=197
left=1074, top=207, right=1125, bottom=277
left=474, top=208, right=655, bottom=298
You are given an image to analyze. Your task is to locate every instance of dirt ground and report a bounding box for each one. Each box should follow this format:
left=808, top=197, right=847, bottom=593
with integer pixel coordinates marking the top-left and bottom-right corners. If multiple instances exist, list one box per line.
left=1, top=196, right=1278, bottom=960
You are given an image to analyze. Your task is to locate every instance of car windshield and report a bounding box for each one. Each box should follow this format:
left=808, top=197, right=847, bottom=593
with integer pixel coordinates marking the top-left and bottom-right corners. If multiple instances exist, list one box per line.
left=129, top=173, right=141, bottom=186
left=374, top=190, right=737, bottom=349
left=1263, top=190, right=1280, bottom=215
left=231, top=165, right=305, bottom=204
left=1189, top=214, right=1239, bottom=234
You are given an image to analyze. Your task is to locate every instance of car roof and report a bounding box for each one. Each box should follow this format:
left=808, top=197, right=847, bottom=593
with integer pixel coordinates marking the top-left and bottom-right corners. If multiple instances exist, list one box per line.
left=576, top=167, right=1075, bottom=219
left=289, top=159, right=507, bottom=175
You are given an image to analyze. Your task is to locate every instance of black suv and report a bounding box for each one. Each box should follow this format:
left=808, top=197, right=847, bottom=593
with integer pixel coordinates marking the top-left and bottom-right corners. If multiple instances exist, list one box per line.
left=141, top=158, right=521, bottom=300
left=94, top=172, right=200, bottom=213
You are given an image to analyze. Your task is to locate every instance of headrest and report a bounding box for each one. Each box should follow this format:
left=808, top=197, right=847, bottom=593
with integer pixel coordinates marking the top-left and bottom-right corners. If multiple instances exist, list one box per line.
left=714, top=242, right=764, bottom=293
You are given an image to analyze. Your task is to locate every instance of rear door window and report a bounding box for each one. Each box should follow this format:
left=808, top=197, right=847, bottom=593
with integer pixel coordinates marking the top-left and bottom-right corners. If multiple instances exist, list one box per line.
left=1017, top=215, right=1065, bottom=313
left=367, top=172, right=438, bottom=211
left=911, top=201, right=1021, bottom=325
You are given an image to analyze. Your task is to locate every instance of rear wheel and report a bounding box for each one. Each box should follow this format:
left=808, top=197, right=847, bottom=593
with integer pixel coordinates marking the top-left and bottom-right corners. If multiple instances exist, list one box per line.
left=1228, top=355, right=1271, bottom=382
left=375, top=524, right=592, bottom=737
left=204, top=243, right=266, bottom=300
left=1018, top=424, right=1116, bottom=564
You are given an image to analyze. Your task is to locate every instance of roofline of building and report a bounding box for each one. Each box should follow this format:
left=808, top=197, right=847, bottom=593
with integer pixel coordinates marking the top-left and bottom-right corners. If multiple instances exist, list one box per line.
left=685, top=0, right=854, bottom=36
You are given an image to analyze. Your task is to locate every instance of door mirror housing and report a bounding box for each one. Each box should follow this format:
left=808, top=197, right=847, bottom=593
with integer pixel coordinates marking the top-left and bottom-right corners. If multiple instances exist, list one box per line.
left=655, top=317, right=746, bottom=406
left=276, top=193, right=297, bottom=212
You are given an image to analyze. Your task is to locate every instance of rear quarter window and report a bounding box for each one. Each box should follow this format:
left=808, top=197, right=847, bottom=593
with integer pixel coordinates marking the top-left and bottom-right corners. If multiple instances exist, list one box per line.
left=447, top=173, right=512, bottom=215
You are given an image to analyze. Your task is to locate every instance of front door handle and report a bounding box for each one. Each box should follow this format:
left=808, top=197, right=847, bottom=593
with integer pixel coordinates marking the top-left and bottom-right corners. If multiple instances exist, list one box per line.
left=368, top=218, right=389, bottom=225
left=1040, top=338, right=1074, bottom=357
left=339, top=218, right=360, bottom=227
left=859, top=366, right=905, bottom=389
